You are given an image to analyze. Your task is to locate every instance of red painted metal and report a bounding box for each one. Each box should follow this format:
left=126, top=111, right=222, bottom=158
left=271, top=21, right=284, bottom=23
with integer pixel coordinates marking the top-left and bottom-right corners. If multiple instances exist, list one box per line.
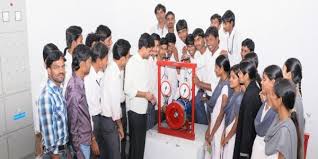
left=157, top=60, right=197, bottom=140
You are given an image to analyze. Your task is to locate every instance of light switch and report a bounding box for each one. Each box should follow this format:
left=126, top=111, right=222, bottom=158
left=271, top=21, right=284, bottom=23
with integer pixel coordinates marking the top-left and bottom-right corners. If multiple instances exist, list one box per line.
left=2, top=11, right=9, bottom=22
left=15, top=11, right=22, bottom=21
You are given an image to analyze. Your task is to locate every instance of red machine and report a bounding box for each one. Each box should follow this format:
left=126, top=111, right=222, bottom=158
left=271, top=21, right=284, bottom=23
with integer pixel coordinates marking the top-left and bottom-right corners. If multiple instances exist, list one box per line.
left=157, top=60, right=197, bottom=140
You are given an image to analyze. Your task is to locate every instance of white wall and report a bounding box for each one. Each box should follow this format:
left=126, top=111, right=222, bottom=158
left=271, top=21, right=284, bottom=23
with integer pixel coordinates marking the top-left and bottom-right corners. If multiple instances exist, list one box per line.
left=26, top=0, right=318, bottom=158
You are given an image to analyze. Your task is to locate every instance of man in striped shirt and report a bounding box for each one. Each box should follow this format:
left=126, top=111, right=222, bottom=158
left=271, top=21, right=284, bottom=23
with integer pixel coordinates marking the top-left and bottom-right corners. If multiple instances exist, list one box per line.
left=38, top=50, right=69, bottom=159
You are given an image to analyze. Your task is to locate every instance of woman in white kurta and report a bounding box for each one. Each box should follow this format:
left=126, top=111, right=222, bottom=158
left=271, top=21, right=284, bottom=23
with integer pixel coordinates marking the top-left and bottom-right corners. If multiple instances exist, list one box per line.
left=251, top=65, right=283, bottom=159
left=222, top=64, right=243, bottom=159
left=205, top=55, right=231, bottom=159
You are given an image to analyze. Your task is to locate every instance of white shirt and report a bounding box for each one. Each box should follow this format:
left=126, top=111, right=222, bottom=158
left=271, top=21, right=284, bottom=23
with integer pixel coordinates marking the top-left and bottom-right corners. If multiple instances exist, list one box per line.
left=101, top=61, right=123, bottom=120
left=63, top=51, right=73, bottom=95
left=149, top=24, right=168, bottom=38
left=148, top=57, right=159, bottom=109
left=176, top=37, right=186, bottom=61
left=175, top=67, right=193, bottom=100
left=225, top=27, right=242, bottom=65
left=124, top=53, right=151, bottom=114
left=203, top=48, right=222, bottom=96
left=219, top=28, right=227, bottom=52
left=84, top=66, right=103, bottom=128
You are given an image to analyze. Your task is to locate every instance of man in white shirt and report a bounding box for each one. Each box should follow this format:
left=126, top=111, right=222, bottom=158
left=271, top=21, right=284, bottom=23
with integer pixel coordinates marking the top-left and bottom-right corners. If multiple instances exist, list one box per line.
left=84, top=42, right=109, bottom=158
left=125, top=33, right=156, bottom=159
left=222, top=10, right=243, bottom=65
left=63, top=25, right=83, bottom=96
left=150, top=4, right=168, bottom=37
left=101, top=39, right=131, bottom=159
left=195, top=26, right=222, bottom=95
left=210, top=14, right=227, bottom=54
left=176, top=19, right=189, bottom=60
left=192, top=28, right=209, bottom=125
left=147, top=33, right=161, bottom=130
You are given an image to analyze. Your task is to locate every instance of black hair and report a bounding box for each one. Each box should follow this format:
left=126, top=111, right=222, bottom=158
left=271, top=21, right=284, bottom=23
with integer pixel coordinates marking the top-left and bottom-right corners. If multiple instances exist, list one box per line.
left=242, top=38, right=255, bottom=52
left=154, top=3, right=166, bottom=14
left=138, top=33, right=155, bottom=49
left=113, top=39, right=131, bottom=60
left=230, top=64, right=240, bottom=77
left=222, top=10, right=235, bottom=27
left=85, top=33, right=99, bottom=48
left=284, top=58, right=302, bottom=96
left=263, top=65, right=283, bottom=80
left=96, top=25, right=112, bottom=41
left=239, top=61, right=258, bottom=81
left=91, top=42, right=108, bottom=63
left=185, top=34, right=194, bottom=46
left=244, top=52, right=258, bottom=68
left=64, top=25, right=82, bottom=56
left=210, top=13, right=222, bottom=24
left=205, top=26, right=219, bottom=38
left=165, top=11, right=175, bottom=19
left=176, top=19, right=188, bottom=32
left=273, top=78, right=301, bottom=159
left=72, top=44, right=92, bottom=71
left=166, top=33, right=176, bottom=44
left=151, top=33, right=160, bottom=42
left=192, top=28, right=205, bottom=39
left=43, top=43, right=59, bottom=62
left=45, top=50, right=65, bottom=69
left=215, top=55, right=230, bottom=74
left=160, top=37, right=168, bottom=45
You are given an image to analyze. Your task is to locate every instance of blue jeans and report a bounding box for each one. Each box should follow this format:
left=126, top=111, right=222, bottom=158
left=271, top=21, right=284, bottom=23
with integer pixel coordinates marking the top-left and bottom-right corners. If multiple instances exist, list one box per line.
left=80, top=144, right=91, bottom=159
left=43, top=149, right=68, bottom=159
left=195, top=90, right=208, bottom=125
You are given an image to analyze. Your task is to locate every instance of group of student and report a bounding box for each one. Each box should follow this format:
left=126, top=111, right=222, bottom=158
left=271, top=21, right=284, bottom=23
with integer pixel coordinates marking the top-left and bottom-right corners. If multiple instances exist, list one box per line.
left=33, top=3, right=305, bottom=159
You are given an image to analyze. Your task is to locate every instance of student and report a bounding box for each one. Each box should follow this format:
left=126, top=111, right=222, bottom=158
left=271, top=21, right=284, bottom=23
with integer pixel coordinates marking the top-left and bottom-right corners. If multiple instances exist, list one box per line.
left=192, top=28, right=209, bottom=125
left=165, top=11, right=176, bottom=33
left=210, top=13, right=226, bottom=52
left=241, top=38, right=255, bottom=59
left=101, top=39, right=131, bottom=159
left=85, top=33, right=99, bottom=48
left=166, top=32, right=179, bottom=62
left=65, top=45, right=93, bottom=159
left=38, top=50, right=70, bottom=159
left=265, top=79, right=300, bottom=159
left=251, top=65, right=283, bottom=159
left=147, top=33, right=161, bottom=130
left=150, top=4, right=168, bottom=37
left=233, top=61, right=262, bottom=159
left=159, top=35, right=178, bottom=111
left=221, top=64, right=244, bottom=159
left=205, top=55, right=231, bottom=159
left=222, top=10, right=242, bottom=65
left=63, top=25, right=83, bottom=95
left=96, top=25, right=113, bottom=49
left=243, top=52, right=262, bottom=88
left=84, top=42, right=109, bottom=158
left=283, top=58, right=305, bottom=159
left=35, top=44, right=59, bottom=159
left=176, top=19, right=189, bottom=59
left=185, top=34, right=197, bottom=63
left=125, top=33, right=156, bottom=159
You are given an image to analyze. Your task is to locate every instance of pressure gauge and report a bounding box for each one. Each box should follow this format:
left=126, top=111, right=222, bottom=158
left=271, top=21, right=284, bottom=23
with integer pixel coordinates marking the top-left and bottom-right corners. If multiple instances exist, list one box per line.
left=179, top=83, right=190, bottom=99
left=161, top=81, right=171, bottom=96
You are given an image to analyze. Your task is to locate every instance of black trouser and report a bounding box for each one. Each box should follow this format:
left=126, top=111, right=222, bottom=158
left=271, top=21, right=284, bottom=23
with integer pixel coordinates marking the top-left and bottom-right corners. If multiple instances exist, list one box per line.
left=128, top=110, right=146, bottom=159
left=93, top=115, right=120, bottom=159
left=120, top=102, right=128, bottom=159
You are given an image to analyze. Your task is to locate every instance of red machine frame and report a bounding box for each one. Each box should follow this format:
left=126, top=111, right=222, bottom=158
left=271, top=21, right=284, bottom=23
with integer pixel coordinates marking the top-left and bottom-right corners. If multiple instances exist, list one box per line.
left=157, top=60, right=197, bottom=140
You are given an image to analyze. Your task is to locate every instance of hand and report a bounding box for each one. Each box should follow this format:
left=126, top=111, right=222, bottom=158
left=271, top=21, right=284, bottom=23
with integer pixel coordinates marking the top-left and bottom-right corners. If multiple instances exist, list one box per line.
left=118, top=126, right=125, bottom=141
left=221, top=135, right=227, bottom=147
left=259, top=91, right=266, bottom=102
left=182, top=46, right=187, bottom=54
left=220, top=50, right=228, bottom=56
left=193, top=75, right=200, bottom=85
left=162, top=105, right=167, bottom=113
left=205, top=129, right=210, bottom=142
left=91, top=136, right=100, bottom=156
left=51, top=154, right=60, bottom=159
left=145, top=92, right=154, bottom=101
left=151, top=96, right=157, bottom=105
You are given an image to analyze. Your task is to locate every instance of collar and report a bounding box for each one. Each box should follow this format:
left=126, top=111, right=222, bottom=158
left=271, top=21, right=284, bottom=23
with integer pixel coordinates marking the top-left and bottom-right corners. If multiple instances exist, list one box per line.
left=47, top=79, right=63, bottom=94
